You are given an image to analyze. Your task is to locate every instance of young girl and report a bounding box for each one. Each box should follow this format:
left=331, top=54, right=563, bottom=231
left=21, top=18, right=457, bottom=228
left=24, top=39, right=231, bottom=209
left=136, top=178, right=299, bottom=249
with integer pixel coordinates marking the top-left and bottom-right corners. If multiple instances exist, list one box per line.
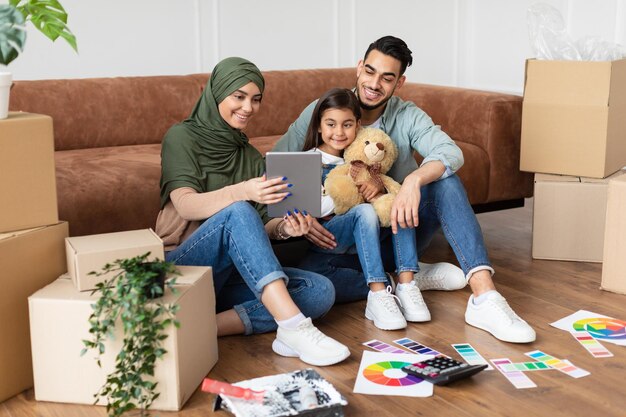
left=301, top=88, right=430, bottom=330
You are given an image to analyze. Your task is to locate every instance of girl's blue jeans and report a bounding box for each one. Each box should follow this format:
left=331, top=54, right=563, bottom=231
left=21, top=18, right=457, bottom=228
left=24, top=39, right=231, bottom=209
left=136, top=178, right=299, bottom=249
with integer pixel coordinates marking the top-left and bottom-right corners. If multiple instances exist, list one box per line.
left=299, top=175, right=492, bottom=303
left=312, top=203, right=418, bottom=286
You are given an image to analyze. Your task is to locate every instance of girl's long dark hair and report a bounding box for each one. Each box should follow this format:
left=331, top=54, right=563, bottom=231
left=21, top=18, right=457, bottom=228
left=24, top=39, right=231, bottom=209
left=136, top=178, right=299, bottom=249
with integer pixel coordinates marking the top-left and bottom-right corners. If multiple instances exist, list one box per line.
left=302, top=88, right=361, bottom=151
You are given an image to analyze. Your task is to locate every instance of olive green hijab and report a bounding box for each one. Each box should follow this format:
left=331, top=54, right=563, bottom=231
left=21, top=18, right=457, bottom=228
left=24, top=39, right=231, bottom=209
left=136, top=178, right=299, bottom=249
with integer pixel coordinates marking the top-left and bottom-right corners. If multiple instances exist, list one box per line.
left=160, top=57, right=268, bottom=220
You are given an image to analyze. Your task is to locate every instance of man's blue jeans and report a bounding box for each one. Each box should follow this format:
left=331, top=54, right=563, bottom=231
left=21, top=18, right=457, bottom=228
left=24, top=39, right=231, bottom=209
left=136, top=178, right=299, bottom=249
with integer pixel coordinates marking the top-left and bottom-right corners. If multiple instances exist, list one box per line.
left=299, top=175, right=492, bottom=303
left=313, top=204, right=418, bottom=286
left=166, top=201, right=335, bottom=335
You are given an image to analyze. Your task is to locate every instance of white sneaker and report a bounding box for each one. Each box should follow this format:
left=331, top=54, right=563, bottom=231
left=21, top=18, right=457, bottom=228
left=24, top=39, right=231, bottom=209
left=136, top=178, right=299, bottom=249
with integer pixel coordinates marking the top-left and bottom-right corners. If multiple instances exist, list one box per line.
left=414, top=262, right=466, bottom=291
left=272, top=318, right=350, bottom=366
left=465, top=292, right=536, bottom=343
left=365, top=286, right=407, bottom=330
left=395, top=282, right=431, bottom=322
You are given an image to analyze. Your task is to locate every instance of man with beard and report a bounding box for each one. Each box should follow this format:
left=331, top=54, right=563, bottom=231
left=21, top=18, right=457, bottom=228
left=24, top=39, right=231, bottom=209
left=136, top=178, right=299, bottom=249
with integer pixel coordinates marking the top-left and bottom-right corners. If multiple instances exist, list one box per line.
left=271, top=35, right=535, bottom=344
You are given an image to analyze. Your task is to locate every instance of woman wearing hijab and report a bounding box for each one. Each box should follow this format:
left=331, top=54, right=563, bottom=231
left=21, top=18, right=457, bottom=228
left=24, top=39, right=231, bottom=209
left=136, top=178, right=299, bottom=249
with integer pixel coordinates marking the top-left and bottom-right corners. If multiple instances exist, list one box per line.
left=156, top=57, right=349, bottom=366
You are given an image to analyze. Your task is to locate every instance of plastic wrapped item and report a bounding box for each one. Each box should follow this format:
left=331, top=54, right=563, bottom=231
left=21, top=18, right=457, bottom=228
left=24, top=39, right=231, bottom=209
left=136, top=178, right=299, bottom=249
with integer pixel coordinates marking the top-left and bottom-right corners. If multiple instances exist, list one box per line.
left=527, top=2, right=624, bottom=61
left=212, top=369, right=347, bottom=417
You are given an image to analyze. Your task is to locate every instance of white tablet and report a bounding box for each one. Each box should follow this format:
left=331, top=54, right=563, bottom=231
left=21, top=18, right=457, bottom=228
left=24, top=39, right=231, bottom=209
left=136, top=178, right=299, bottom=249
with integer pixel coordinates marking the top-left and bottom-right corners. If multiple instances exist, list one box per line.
left=265, top=152, right=322, bottom=218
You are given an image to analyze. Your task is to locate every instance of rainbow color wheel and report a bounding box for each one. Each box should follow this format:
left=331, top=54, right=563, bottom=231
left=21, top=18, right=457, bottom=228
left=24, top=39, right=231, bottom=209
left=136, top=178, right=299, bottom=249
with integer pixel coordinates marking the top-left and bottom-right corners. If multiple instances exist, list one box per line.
left=572, top=317, right=626, bottom=340
left=363, top=361, right=422, bottom=386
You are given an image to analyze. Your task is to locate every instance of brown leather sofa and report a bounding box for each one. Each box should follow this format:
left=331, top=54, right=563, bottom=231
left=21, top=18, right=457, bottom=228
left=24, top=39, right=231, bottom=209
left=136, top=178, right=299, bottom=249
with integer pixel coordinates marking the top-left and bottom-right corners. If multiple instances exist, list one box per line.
left=9, top=68, right=532, bottom=237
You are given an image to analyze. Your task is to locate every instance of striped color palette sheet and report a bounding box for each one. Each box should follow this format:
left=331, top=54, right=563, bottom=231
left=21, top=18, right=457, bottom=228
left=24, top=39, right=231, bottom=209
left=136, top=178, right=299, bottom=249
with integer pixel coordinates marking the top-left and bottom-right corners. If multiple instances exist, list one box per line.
left=525, top=350, right=590, bottom=378
left=452, top=343, right=493, bottom=370
left=571, top=330, right=613, bottom=358
left=393, top=338, right=444, bottom=356
left=363, top=339, right=408, bottom=354
left=498, top=362, right=552, bottom=372
left=491, top=358, right=537, bottom=389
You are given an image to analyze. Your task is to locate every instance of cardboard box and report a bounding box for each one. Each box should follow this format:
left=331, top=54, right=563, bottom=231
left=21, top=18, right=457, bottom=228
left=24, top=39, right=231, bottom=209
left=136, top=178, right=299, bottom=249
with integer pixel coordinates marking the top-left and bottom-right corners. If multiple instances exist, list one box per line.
left=520, top=59, right=626, bottom=178
left=0, top=222, right=68, bottom=402
left=0, top=112, right=59, bottom=233
left=29, top=265, right=217, bottom=411
left=601, top=175, right=626, bottom=294
left=532, top=171, right=624, bottom=262
left=66, top=229, right=165, bottom=291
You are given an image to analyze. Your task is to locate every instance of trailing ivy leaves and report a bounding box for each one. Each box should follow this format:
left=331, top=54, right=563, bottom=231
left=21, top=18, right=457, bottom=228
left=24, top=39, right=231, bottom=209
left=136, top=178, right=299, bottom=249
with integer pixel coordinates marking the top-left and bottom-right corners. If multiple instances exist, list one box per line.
left=81, top=253, right=180, bottom=417
left=0, top=0, right=77, bottom=66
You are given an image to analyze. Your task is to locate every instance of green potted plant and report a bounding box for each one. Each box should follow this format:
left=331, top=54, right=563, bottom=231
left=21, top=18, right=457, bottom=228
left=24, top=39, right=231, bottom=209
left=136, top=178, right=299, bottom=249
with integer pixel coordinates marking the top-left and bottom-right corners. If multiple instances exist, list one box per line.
left=0, top=0, right=78, bottom=118
left=81, top=253, right=180, bottom=417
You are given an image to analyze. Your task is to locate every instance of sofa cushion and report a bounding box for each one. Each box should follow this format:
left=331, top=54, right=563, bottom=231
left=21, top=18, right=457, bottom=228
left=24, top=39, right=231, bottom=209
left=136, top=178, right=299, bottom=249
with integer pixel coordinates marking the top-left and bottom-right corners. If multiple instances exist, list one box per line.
left=55, top=144, right=161, bottom=236
left=10, top=76, right=203, bottom=151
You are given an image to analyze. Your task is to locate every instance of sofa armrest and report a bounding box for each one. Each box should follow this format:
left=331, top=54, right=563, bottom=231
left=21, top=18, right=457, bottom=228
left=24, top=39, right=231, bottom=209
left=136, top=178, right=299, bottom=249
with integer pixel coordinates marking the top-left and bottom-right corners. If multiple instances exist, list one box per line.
left=397, top=83, right=532, bottom=203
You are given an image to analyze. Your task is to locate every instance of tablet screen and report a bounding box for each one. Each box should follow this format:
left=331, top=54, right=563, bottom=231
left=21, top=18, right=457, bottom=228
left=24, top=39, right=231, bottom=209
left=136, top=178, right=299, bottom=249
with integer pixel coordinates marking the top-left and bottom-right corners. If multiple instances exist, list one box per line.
left=266, top=152, right=322, bottom=218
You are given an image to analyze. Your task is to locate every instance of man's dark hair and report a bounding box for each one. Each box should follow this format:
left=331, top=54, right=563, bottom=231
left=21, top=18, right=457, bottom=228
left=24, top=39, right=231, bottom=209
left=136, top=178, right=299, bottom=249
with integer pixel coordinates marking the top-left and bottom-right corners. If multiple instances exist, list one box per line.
left=364, top=36, right=413, bottom=75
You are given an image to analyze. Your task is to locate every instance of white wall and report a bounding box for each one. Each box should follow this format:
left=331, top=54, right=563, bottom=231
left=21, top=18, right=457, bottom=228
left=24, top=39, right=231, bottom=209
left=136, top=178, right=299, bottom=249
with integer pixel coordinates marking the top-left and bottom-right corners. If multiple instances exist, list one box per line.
left=2, top=0, right=624, bottom=94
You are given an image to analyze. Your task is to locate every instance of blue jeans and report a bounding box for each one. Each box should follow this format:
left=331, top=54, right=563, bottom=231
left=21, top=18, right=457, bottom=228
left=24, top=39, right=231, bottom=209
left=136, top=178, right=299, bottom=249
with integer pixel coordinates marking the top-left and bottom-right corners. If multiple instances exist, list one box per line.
left=165, top=201, right=335, bottom=335
left=299, top=175, right=491, bottom=303
left=313, top=204, right=418, bottom=286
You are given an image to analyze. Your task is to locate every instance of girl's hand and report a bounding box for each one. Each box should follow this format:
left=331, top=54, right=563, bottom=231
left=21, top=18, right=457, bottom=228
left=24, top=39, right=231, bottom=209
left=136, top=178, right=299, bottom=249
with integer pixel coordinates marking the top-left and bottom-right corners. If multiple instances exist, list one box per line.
left=304, top=218, right=337, bottom=249
left=243, top=174, right=291, bottom=205
left=281, top=209, right=313, bottom=237
left=358, top=179, right=385, bottom=202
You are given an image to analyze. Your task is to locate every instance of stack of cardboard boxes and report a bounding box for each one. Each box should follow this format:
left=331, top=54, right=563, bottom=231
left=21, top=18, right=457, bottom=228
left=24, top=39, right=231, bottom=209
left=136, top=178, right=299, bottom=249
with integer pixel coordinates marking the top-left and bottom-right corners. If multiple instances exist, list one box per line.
left=0, top=113, right=69, bottom=402
left=520, top=59, right=626, bottom=293
left=0, top=113, right=218, bottom=409
left=28, top=228, right=219, bottom=411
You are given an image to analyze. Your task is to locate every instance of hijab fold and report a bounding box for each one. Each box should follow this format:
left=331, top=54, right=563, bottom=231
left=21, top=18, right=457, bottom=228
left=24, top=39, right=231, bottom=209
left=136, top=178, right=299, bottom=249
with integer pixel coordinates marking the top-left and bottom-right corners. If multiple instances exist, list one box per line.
left=160, top=57, right=268, bottom=220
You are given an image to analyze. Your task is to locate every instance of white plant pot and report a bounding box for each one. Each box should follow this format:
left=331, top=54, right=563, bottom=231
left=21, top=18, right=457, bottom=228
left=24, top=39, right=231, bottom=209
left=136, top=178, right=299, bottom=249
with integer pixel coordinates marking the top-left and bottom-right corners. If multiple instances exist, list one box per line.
left=0, top=72, right=12, bottom=119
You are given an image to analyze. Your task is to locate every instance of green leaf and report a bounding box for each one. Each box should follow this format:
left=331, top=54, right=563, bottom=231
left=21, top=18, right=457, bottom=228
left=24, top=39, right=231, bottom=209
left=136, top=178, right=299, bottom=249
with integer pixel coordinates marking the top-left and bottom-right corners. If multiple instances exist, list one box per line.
left=0, top=5, right=26, bottom=65
left=1, top=0, right=78, bottom=66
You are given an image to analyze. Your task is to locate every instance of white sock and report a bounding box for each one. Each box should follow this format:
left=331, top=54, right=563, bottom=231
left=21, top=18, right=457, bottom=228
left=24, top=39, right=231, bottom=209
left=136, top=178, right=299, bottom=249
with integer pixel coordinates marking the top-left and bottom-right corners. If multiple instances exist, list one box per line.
left=276, top=312, right=306, bottom=330
left=396, top=281, right=416, bottom=292
left=369, top=287, right=387, bottom=295
left=473, top=290, right=498, bottom=305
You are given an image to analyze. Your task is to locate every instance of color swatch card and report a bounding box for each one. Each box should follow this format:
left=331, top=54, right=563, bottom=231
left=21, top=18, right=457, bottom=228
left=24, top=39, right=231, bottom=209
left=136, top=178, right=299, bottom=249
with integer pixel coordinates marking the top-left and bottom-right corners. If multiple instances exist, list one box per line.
left=491, top=358, right=537, bottom=389
left=354, top=351, right=433, bottom=397
left=571, top=330, right=614, bottom=358
left=498, top=362, right=552, bottom=372
left=551, top=310, right=626, bottom=346
left=525, top=350, right=590, bottom=378
left=363, top=339, right=408, bottom=354
left=393, top=338, right=444, bottom=356
left=451, top=343, right=493, bottom=370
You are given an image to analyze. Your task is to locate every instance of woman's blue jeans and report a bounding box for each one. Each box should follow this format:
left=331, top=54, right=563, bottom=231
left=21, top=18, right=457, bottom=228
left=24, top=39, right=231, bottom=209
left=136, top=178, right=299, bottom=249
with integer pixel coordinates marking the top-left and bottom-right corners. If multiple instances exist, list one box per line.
left=312, top=204, right=418, bottom=286
left=165, top=201, right=335, bottom=335
left=299, top=175, right=492, bottom=303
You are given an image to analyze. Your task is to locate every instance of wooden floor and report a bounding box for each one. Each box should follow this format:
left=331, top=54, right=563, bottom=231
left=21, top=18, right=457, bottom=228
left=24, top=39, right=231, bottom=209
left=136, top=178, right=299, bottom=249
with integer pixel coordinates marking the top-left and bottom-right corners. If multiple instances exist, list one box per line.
left=3, top=199, right=626, bottom=417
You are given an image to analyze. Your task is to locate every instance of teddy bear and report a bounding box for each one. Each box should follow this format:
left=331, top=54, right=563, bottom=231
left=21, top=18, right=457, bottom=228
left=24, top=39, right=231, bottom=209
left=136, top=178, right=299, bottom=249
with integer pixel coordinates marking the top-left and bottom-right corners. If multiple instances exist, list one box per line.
left=324, top=127, right=401, bottom=227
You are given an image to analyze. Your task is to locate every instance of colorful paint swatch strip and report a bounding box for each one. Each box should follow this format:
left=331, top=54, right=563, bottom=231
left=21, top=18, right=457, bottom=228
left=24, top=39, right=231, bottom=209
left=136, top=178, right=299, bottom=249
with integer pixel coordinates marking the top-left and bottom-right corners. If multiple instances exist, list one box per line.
left=498, top=362, right=552, bottom=372
left=525, top=350, right=590, bottom=378
left=491, top=358, right=537, bottom=389
left=570, top=330, right=613, bottom=358
left=393, top=338, right=444, bottom=356
left=363, top=339, right=408, bottom=354
left=452, top=343, right=493, bottom=370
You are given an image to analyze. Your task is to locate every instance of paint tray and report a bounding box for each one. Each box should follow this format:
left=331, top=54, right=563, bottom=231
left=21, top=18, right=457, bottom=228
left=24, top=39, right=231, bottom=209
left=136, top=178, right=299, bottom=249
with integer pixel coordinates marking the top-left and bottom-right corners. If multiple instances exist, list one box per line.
left=212, top=368, right=347, bottom=417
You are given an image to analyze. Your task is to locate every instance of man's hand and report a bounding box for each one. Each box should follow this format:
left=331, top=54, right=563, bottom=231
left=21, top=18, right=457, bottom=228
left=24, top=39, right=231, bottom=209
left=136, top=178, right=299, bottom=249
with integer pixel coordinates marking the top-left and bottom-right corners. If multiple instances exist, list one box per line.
left=390, top=176, right=421, bottom=234
left=304, top=218, right=337, bottom=249
left=358, top=179, right=385, bottom=202
left=390, top=161, right=446, bottom=234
